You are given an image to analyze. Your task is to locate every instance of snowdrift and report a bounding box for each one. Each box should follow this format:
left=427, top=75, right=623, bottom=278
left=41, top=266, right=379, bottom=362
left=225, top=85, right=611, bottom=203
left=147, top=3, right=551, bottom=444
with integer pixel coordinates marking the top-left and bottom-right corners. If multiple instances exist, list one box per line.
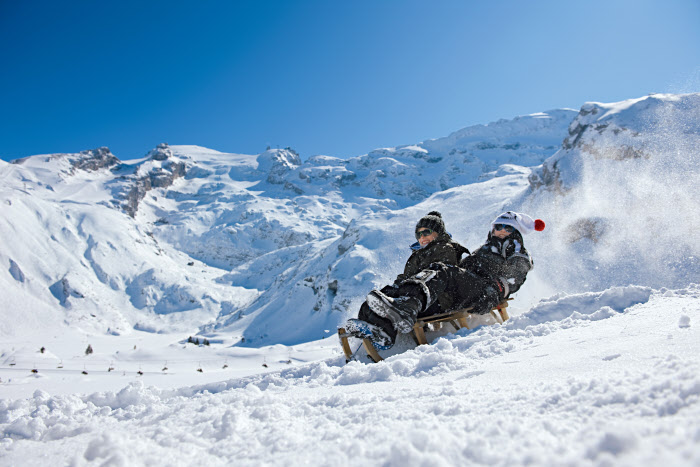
left=1, top=284, right=698, bottom=465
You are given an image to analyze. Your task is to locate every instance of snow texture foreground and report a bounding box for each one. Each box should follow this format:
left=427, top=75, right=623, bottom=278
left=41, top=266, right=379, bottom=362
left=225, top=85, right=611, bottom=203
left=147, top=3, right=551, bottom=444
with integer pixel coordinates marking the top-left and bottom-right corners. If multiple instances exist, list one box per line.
left=2, top=285, right=699, bottom=466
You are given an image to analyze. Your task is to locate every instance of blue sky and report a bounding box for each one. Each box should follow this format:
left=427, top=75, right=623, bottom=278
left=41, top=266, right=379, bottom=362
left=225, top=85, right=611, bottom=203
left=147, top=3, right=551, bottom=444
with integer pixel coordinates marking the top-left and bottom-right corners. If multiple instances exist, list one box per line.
left=1, top=0, right=699, bottom=162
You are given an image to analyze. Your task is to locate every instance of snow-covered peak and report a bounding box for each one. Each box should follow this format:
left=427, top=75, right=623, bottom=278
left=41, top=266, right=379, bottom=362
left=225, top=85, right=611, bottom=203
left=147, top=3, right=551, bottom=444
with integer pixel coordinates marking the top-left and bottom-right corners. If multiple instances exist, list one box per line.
left=256, top=148, right=301, bottom=170
left=428, top=108, right=577, bottom=147
left=12, top=146, right=120, bottom=173
left=145, top=143, right=174, bottom=161
left=6, top=147, right=121, bottom=191
left=575, top=93, right=700, bottom=129
left=532, top=92, right=700, bottom=190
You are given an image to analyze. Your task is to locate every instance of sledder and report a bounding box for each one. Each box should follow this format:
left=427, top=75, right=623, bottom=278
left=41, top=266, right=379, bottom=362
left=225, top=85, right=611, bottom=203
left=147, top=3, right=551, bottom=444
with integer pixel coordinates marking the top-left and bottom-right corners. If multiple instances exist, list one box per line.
left=348, top=211, right=468, bottom=353
left=340, top=211, right=545, bottom=359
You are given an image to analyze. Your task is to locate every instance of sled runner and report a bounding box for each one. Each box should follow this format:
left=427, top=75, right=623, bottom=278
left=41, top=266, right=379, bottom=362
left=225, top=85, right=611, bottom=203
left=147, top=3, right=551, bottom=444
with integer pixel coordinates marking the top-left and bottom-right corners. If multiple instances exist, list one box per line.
left=338, top=299, right=512, bottom=363
left=337, top=328, right=385, bottom=363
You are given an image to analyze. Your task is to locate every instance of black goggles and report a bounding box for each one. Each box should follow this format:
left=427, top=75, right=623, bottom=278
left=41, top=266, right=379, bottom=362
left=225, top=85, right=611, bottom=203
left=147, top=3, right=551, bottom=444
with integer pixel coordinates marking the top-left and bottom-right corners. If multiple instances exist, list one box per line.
left=493, top=224, right=515, bottom=233
left=415, top=228, right=435, bottom=239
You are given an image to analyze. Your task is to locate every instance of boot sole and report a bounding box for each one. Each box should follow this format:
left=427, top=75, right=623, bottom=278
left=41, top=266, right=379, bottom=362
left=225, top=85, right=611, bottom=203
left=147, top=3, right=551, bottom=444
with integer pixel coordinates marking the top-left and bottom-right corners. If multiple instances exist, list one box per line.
left=366, top=291, right=414, bottom=334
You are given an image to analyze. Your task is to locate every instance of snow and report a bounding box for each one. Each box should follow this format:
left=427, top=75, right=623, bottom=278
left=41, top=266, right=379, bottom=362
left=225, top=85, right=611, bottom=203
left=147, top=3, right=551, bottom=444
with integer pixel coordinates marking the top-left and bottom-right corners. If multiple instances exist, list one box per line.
left=1, top=285, right=698, bottom=465
left=1, top=93, right=700, bottom=465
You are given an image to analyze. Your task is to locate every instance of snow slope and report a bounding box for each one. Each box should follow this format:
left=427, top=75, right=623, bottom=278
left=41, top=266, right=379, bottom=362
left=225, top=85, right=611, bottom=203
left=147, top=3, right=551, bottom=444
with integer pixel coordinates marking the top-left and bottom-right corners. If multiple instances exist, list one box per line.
left=1, top=285, right=698, bottom=466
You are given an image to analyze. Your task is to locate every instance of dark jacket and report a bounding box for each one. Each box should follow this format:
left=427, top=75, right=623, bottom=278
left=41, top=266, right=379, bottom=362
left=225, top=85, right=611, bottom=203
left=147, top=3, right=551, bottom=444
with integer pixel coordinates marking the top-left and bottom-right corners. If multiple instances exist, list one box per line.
left=395, top=233, right=469, bottom=311
left=394, top=233, right=470, bottom=285
left=358, top=232, right=468, bottom=335
left=459, top=231, right=533, bottom=300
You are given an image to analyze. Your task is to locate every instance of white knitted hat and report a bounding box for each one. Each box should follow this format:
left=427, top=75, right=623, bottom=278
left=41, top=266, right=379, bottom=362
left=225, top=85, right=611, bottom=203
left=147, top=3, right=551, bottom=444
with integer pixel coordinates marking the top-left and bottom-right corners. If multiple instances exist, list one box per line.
left=491, top=211, right=545, bottom=235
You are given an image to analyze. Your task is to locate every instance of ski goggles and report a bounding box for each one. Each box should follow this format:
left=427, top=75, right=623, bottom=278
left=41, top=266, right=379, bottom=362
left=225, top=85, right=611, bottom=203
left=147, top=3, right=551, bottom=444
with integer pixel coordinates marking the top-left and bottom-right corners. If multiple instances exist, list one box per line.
left=415, top=228, right=435, bottom=239
left=493, top=224, right=515, bottom=233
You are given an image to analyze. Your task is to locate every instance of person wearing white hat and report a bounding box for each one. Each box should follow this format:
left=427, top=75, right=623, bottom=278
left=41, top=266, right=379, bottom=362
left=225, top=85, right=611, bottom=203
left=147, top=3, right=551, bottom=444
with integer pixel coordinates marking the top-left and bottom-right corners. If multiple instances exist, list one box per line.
left=489, top=211, right=546, bottom=236
left=357, top=211, right=545, bottom=350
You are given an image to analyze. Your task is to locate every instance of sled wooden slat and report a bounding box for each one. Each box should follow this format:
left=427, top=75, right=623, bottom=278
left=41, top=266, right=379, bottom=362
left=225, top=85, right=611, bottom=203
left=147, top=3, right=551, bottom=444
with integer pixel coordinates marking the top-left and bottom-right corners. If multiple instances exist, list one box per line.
left=337, top=328, right=384, bottom=362
left=412, top=299, right=512, bottom=345
left=498, top=300, right=511, bottom=321
left=338, top=327, right=354, bottom=361
left=413, top=325, right=427, bottom=347
left=362, top=339, right=383, bottom=363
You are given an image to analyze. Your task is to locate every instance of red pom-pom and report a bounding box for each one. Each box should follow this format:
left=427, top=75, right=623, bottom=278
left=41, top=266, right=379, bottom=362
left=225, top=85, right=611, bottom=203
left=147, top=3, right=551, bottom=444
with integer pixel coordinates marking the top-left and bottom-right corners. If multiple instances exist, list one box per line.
left=534, top=219, right=545, bottom=231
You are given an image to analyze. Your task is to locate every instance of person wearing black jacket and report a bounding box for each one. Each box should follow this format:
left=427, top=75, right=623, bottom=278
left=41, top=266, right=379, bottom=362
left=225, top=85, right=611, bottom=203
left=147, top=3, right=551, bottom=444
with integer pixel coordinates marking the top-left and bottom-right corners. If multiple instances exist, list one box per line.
left=345, top=211, right=469, bottom=349
left=395, top=214, right=469, bottom=284
left=361, top=211, right=545, bottom=349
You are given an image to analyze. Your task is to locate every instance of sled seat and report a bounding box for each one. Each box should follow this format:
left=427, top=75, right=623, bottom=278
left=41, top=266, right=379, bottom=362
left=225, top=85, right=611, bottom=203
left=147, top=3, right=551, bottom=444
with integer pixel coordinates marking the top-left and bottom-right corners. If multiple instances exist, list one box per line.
left=338, top=299, right=512, bottom=363
left=411, top=298, right=512, bottom=346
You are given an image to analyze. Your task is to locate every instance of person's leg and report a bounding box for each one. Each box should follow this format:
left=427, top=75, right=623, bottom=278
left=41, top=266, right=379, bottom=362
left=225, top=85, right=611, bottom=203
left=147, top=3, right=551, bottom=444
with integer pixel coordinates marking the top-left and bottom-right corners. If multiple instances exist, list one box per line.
left=450, top=269, right=500, bottom=314
left=367, top=264, right=456, bottom=332
left=358, top=301, right=397, bottom=342
left=343, top=287, right=401, bottom=349
left=418, top=301, right=443, bottom=318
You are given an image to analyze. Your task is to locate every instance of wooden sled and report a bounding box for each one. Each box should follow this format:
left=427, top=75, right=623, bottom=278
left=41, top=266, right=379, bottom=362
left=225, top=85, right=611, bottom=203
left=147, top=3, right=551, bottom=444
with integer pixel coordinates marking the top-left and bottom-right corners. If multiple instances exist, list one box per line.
left=338, top=299, right=512, bottom=363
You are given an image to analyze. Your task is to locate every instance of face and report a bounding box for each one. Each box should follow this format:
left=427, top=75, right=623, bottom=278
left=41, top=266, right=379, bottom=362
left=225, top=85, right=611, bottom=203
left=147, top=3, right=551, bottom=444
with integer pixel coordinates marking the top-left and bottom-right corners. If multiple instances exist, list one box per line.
left=416, top=228, right=439, bottom=247
left=492, top=224, right=514, bottom=239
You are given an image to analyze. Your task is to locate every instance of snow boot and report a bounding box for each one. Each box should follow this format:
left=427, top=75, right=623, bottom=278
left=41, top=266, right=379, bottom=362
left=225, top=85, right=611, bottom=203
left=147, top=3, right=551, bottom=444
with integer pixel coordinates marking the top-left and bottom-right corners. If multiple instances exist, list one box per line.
left=366, top=289, right=423, bottom=334
left=344, top=318, right=394, bottom=350
left=367, top=267, right=442, bottom=333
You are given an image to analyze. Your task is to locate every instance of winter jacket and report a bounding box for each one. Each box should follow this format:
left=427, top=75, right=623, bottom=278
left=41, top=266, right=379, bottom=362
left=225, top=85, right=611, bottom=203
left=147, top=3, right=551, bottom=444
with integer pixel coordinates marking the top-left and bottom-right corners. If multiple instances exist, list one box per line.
left=358, top=232, right=468, bottom=336
left=394, top=233, right=470, bottom=285
left=395, top=233, right=469, bottom=312
left=459, top=231, right=533, bottom=300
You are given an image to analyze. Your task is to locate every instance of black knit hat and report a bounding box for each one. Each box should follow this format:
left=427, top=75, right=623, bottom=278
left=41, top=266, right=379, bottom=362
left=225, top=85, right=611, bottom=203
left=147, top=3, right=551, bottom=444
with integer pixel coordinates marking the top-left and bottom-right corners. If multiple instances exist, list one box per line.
left=415, top=211, right=445, bottom=235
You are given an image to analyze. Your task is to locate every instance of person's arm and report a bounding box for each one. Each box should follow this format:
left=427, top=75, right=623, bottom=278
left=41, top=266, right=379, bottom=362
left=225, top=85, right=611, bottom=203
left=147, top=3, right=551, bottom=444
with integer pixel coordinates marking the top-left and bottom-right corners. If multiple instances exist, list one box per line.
left=460, top=245, right=494, bottom=279
left=395, top=239, right=459, bottom=286
left=498, top=254, right=533, bottom=297
left=393, top=250, right=419, bottom=286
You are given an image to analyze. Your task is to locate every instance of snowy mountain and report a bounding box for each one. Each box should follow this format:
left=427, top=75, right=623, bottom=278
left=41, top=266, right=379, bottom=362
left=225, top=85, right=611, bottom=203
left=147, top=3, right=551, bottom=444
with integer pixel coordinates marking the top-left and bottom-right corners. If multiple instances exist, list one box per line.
left=0, top=108, right=577, bottom=342
left=1, top=93, right=699, bottom=465
left=2, top=94, right=699, bottom=344
left=2, top=92, right=699, bottom=343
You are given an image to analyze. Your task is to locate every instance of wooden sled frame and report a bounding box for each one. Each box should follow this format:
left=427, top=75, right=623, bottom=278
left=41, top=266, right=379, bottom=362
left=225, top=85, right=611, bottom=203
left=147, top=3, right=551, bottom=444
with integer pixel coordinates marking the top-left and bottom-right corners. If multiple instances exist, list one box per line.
left=337, top=328, right=384, bottom=363
left=338, top=299, right=512, bottom=363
